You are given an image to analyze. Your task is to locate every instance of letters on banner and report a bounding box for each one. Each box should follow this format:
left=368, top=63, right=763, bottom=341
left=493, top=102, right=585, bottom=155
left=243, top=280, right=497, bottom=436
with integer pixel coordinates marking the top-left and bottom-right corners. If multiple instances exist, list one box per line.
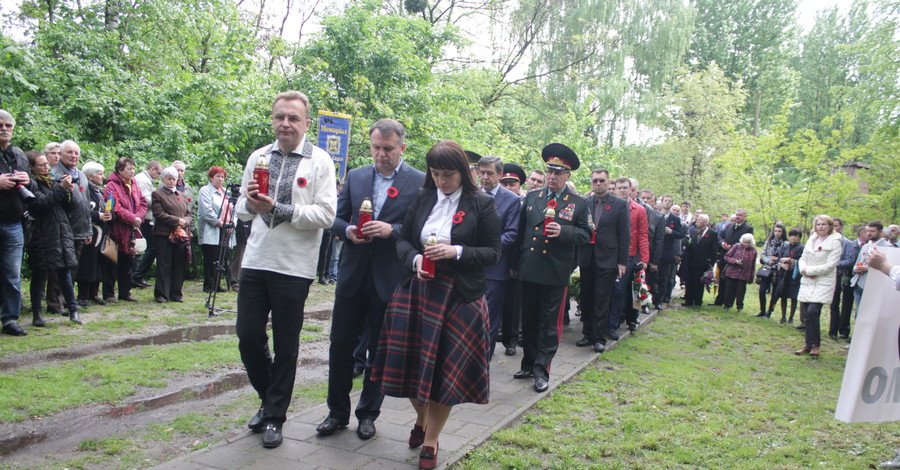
left=317, top=111, right=352, bottom=182
left=835, top=247, right=900, bottom=423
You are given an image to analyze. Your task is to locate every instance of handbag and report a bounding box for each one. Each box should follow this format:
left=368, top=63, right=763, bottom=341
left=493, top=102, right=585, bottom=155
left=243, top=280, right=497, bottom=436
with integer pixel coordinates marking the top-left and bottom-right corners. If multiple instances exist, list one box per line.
left=100, top=234, right=118, bottom=263
left=755, top=265, right=773, bottom=284
left=132, top=228, right=147, bottom=255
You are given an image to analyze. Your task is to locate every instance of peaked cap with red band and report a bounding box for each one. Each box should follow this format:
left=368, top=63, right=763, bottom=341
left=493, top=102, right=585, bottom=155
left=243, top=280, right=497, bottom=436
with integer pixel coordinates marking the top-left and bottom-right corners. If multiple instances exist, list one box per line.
left=541, top=143, right=580, bottom=171
left=500, top=162, right=526, bottom=184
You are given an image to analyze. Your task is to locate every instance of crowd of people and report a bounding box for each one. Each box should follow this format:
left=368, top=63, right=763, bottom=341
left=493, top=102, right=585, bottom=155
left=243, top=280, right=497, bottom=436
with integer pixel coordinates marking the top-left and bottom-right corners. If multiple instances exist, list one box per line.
left=3, top=93, right=898, bottom=470
left=0, top=109, right=254, bottom=335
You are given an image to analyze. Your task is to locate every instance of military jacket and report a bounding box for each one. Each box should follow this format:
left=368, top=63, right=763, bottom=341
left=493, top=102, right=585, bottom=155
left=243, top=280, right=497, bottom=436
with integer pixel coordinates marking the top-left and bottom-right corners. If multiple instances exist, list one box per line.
left=517, top=186, right=592, bottom=286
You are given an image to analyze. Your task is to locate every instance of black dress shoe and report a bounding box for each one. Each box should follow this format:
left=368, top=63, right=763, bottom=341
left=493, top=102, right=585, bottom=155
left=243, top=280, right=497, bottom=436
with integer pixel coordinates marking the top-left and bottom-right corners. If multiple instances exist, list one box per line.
left=2, top=321, right=27, bottom=336
left=829, top=333, right=838, bottom=340
left=575, top=337, right=592, bottom=347
left=593, top=342, right=606, bottom=353
left=682, top=302, right=694, bottom=307
left=353, top=366, right=365, bottom=378
left=357, top=418, right=376, bottom=440
left=605, top=329, right=620, bottom=341
left=91, top=297, right=106, bottom=305
left=247, top=406, right=265, bottom=432
left=262, top=424, right=282, bottom=448
left=120, top=296, right=139, bottom=302
left=513, top=370, right=534, bottom=379
left=534, top=377, right=549, bottom=393
left=627, top=322, right=637, bottom=332
left=316, top=416, right=348, bottom=435
left=504, top=346, right=516, bottom=356
left=132, top=278, right=150, bottom=288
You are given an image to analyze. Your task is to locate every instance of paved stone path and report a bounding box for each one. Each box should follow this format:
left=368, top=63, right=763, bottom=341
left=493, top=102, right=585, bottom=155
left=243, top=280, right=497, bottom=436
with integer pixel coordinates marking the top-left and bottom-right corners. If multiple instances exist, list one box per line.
left=159, top=304, right=664, bottom=470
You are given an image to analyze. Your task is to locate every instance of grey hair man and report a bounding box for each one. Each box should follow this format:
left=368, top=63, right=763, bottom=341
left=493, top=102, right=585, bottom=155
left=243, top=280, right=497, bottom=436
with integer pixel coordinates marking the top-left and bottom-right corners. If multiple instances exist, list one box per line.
left=0, top=110, right=32, bottom=336
left=131, top=160, right=164, bottom=288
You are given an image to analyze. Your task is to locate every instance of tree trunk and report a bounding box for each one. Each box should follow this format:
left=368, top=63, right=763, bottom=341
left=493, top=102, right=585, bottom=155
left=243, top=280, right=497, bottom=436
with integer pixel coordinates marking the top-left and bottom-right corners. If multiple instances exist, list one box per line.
left=753, top=91, right=761, bottom=137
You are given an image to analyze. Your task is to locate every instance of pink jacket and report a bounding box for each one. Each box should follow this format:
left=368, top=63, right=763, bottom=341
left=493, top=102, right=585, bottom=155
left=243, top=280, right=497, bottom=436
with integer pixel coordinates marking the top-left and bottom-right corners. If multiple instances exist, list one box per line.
left=104, top=171, right=147, bottom=255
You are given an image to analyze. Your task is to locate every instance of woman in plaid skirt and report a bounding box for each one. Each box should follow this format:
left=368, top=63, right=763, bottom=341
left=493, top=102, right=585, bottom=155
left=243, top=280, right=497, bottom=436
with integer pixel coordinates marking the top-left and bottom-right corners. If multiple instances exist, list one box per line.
left=372, top=140, right=501, bottom=470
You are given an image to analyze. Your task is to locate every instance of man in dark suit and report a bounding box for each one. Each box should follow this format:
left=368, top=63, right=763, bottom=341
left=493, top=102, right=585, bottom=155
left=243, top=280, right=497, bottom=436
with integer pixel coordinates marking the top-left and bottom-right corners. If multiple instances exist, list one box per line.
left=637, top=187, right=665, bottom=311
left=712, top=209, right=754, bottom=305
left=317, top=119, right=425, bottom=440
left=576, top=169, right=629, bottom=353
left=499, top=163, right=526, bottom=356
left=477, top=155, right=521, bottom=358
left=658, top=195, right=685, bottom=307
left=683, top=213, right=718, bottom=306
left=514, top=144, right=592, bottom=393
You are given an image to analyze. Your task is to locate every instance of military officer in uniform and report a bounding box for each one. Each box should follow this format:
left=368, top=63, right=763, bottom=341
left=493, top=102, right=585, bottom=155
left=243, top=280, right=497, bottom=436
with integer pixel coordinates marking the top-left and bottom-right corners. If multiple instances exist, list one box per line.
left=514, top=144, right=592, bottom=392
left=499, top=162, right=526, bottom=198
left=500, top=162, right=527, bottom=355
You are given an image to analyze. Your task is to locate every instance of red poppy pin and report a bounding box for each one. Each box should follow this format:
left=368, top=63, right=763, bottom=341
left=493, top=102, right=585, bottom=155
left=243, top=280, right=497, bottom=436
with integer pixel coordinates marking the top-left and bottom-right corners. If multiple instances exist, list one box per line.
left=818, top=246, right=822, bottom=251
left=453, top=211, right=465, bottom=224
left=387, top=186, right=398, bottom=198
left=177, top=195, right=182, bottom=200
left=605, top=205, right=611, bottom=210
left=296, top=177, right=307, bottom=188
left=188, top=198, right=193, bottom=202
left=703, top=233, right=709, bottom=238
left=547, top=200, right=558, bottom=209
left=79, top=187, right=84, bottom=192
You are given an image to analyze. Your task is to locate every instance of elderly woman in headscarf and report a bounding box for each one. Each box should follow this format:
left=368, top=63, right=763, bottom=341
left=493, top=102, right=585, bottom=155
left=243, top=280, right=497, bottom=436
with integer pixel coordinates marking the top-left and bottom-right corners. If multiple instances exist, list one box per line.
left=198, top=166, right=236, bottom=293
left=75, top=161, right=113, bottom=306
left=151, top=166, right=192, bottom=303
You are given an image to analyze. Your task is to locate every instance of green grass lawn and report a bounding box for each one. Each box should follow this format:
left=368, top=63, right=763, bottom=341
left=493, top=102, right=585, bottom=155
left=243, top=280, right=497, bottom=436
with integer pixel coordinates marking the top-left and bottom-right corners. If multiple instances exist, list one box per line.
left=457, top=301, right=899, bottom=469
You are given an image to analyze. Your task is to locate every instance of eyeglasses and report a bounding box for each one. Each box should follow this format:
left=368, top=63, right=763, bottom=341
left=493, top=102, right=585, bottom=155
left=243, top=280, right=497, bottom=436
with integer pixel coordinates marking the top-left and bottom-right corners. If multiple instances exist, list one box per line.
left=0, top=123, right=13, bottom=129
left=272, top=114, right=308, bottom=123
left=591, top=178, right=607, bottom=183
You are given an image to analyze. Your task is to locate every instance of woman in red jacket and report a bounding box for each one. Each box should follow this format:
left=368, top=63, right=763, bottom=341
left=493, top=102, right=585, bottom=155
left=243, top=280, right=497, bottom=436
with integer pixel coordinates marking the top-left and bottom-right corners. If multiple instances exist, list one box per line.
left=103, top=157, right=147, bottom=302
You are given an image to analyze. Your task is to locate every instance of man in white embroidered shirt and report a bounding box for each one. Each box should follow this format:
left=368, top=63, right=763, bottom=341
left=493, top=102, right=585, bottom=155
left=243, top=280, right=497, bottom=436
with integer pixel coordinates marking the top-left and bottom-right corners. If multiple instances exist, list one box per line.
left=235, top=91, right=337, bottom=449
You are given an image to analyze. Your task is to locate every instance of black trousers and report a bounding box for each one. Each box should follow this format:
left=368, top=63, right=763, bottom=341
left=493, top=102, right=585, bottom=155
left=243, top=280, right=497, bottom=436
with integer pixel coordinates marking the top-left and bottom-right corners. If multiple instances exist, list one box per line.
left=237, top=268, right=311, bottom=426
left=326, top=268, right=387, bottom=423
left=132, top=221, right=156, bottom=280
left=721, top=277, right=747, bottom=309
left=579, top=266, right=616, bottom=343
left=202, top=244, right=226, bottom=291
left=802, top=302, right=823, bottom=348
left=501, top=278, right=522, bottom=348
left=116, top=251, right=135, bottom=299
left=485, top=278, right=507, bottom=357
left=520, top=281, right=565, bottom=381
left=154, top=235, right=187, bottom=301
left=47, top=241, right=83, bottom=311
left=658, top=261, right=677, bottom=303
left=31, top=268, right=77, bottom=314
left=683, top=265, right=708, bottom=306
left=758, top=272, right=775, bottom=313
left=829, top=275, right=854, bottom=337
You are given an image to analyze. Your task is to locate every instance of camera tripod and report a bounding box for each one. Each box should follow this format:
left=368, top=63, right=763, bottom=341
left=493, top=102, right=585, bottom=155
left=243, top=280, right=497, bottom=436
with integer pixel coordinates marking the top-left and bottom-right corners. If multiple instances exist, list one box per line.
left=205, top=183, right=241, bottom=317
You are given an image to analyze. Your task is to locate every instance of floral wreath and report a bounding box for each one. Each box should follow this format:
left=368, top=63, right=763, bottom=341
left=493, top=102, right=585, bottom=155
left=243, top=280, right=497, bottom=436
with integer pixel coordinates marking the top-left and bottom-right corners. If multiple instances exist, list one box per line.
left=452, top=211, right=466, bottom=224
left=387, top=186, right=398, bottom=198
left=296, top=177, right=307, bottom=188
left=546, top=199, right=558, bottom=209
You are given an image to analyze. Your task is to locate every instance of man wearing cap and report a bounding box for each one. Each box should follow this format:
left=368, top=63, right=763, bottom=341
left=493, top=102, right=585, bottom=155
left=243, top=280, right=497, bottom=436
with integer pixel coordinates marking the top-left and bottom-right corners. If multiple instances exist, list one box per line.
left=499, top=162, right=526, bottom=355
left=465, top=150, right=481, bottom=185
left=514, top=143, right=592, bottom=392
left=499, top=162, right=525, bottom=197
left=477, top=155, right=521, bottom=358
left=576, top=169, right=630, bottom=353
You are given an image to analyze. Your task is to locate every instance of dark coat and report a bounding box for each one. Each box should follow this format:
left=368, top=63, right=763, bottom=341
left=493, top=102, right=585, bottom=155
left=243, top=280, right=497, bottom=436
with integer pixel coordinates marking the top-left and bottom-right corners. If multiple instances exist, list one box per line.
left=331, top=162, right=426, bottom=303
left=684, top=226, right=718, bottom=270
left=577, top=193, right=630, bottom=270
left=75, top=182, right=111, bottom=283
left=151, top=187, right=192, bottom=237
left=517, top=186, right=592, bottom=286
left=661, top=212, right=685, bottom=263
left=483, top=185, right=522, bottom=281
left=396, top=188, right=501, bottom=303
left=26, top=175, right=76, bottom=271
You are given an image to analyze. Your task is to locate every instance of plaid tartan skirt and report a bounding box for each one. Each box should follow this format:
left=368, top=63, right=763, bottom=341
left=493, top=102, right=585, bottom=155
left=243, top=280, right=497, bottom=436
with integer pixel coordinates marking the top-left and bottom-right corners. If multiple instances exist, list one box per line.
left=372, top=268, right=490, bottom=407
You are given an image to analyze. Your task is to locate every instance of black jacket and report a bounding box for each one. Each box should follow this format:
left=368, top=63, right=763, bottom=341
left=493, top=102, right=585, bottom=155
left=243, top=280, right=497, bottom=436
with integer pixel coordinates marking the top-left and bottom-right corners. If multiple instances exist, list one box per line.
left=396, top=188, right=501, bottom=303
left=27, top=176, right=77, bottom=271
left=577, top=193, right=630, bottom=270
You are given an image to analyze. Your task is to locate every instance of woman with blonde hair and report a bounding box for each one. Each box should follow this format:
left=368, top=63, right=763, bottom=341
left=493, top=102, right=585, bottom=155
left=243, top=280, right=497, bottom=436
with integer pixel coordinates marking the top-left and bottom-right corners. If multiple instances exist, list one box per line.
left=795, top=215, right=843, bottom=357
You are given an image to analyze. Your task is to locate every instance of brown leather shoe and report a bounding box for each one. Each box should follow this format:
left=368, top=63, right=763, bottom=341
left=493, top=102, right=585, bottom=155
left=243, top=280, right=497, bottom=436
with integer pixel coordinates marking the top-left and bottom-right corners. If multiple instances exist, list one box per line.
left=809, top=347, right=819, bottom=357
left=419, top=444, right=439, bottom=470
left=794, top=346, right=811, bottom=355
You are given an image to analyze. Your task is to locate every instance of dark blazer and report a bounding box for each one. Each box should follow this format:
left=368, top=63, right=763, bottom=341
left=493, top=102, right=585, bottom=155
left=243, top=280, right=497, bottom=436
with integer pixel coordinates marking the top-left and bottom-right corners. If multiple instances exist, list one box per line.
left=27, top=176, right=76, bottom=271
left=577, top=193, right=630, bottom=270
left=638, top=200, right=665, bottom=266
left=717, top=222, right=754, bottom=258
left=396, top=188, right=501, bottom=303
left=483, top=185, right=522, bottom=281
left=332, top=162, right=426, bottom=303
left=661, top=212, right=685, bottom=263
left=151, top=187, right=192, bottom=237
left=517, top=186, right=592, bottom=287
left=685, top=226, right=718, bottom=270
